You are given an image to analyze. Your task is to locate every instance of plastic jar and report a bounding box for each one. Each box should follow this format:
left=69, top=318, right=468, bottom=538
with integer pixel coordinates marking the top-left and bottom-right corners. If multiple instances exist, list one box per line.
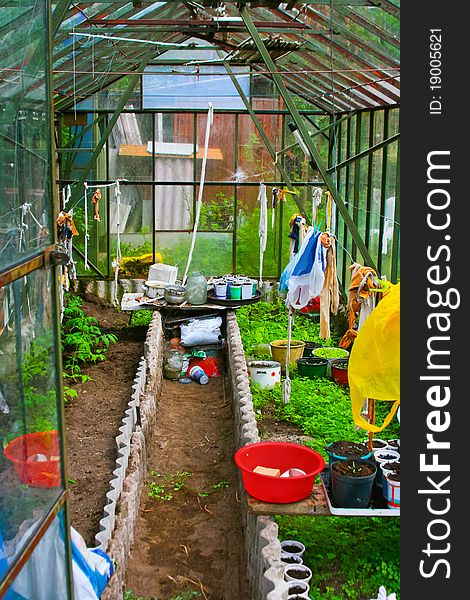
left=186, top=272, right=207, bottom=305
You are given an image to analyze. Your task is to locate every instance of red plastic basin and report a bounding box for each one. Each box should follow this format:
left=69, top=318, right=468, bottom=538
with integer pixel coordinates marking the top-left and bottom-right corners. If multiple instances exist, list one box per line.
left=234, top=441, right=325, bottom=503
left=4, top=430, right=61, bottom=488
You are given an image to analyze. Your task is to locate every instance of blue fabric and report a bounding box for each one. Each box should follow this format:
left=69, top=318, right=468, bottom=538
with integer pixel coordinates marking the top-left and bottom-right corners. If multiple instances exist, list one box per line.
left=71, top=540, right=108, bottom=598
left=291, top=230, right=321, bottom=276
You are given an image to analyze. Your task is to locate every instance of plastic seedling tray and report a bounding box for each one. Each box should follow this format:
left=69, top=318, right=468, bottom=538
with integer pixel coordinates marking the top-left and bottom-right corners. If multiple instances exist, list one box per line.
left=320, top=467, right=400, bottom=517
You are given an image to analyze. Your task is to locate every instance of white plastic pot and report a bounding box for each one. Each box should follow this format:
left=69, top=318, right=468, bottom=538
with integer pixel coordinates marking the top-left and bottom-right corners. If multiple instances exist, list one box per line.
left=280, top=539, right=306, bottom=557
left=247, top=361, right=281, bottom=389
left=384, top=472, right=400, bottom=508
left=284, top=564, right=312, bottom=585
left=286, top=580, right=310, bottom=598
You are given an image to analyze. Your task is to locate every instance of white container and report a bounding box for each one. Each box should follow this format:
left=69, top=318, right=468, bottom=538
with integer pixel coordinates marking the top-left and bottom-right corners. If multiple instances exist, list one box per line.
left=280, top=539, right=305, bottom=557
left=286, top=580, right=310, bottom=598
left=214, top=280, right=227, bottom=298
left=281, top=553, right=303, bottom=566
left=384, top=472, right=400, bottom=508
left=242, top=281, right=254, bottom=299
left=284, top=564, right=312, bottom=585
left=148, top=263, right=177, bottom=285
left=247, top=361, right=281, bottom=389
left=374, top=449, right=400, bottom=488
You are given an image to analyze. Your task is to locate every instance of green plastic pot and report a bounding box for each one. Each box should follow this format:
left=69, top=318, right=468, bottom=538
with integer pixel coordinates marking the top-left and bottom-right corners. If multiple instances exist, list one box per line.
left=296, top=357, right=328, bottom=379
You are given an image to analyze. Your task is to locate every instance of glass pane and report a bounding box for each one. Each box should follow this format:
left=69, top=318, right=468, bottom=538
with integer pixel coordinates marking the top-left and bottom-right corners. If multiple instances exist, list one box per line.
left=196, top=113, right=236, bottom=182
left=1, top=506, right=72, bottom=599
left=111, top=185, right=153, bottom=279
left=238, top=114, right=281, bottom=184
left=156, top=232, right=232, bottom=278
left=236, top=186, right=282, bottom=278
left=195, top=185, right=234, bottom=233
left=0, top=3, right=52, bottom=272
left=109, top=114, right=153, bottom=182
left=0, top=269, right=64, bottom=574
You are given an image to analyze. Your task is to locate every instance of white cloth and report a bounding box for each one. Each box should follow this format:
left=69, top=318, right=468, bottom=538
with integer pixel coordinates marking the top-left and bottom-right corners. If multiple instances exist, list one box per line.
left=258, top=183, right=268, bottom=285
left=286, top=228, right=326, bottom=310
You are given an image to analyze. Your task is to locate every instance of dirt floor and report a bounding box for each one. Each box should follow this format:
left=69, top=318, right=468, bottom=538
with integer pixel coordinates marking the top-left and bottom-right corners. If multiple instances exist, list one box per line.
left=124, top=375, right=248, bottom=600
left=65, top=296, right=147, bottom=546
left=65, top=296, right=249, bottom=598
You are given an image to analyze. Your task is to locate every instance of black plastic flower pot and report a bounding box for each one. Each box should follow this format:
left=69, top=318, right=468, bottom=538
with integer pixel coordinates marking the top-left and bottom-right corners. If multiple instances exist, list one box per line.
left=302, top=341, right=323, bottom=358
left=331, top=459, right=377, bottom=508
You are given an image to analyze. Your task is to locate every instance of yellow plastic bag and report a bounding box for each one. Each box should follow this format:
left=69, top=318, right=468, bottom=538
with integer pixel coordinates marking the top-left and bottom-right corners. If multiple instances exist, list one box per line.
left=348, top=282, right=400, bottom=432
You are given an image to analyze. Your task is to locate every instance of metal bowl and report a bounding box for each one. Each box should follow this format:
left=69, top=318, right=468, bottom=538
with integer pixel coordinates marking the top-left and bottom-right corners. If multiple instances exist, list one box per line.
left=164, top=284, right=187, bottom=304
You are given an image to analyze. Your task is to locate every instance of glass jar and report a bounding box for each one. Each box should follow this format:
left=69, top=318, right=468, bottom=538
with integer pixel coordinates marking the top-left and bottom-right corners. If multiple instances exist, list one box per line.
left=163, top=349, right=184, bottom=380
left=186, top=271, right=207, bottom=305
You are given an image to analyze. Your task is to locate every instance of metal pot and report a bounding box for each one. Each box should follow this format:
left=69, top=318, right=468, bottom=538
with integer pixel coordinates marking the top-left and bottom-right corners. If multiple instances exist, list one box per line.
left=143, top=280, right=166, bottom=299
left=164, top=284, right=187, bottom=304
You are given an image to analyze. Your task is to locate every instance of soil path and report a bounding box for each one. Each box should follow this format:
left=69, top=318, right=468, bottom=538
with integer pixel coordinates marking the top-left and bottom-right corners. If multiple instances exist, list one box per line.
left=125, top=375, right=248, bottom=600
left=65, top=297, right=146, bottom=546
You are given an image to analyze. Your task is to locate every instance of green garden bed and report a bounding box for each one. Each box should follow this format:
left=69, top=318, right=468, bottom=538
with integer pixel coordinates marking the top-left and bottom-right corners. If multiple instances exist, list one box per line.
left=236, top=299, right=400, bottom=600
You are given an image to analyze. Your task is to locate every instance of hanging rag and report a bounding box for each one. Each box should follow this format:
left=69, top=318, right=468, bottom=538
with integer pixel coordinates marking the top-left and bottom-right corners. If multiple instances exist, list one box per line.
left=348, top=282, right=400, bottom=432
left=288, top=213, right=308, bottom=259
left=258, top=182, right=268, bottom=287
left=311, top=187, right=322, bottom=228
left=339, top=263, right=379, bottom=349
left=91, top=188, right=101, bottom=222
left=286, top=227, right=325, bottom=310
left=318, top=232, right=339, bottom=339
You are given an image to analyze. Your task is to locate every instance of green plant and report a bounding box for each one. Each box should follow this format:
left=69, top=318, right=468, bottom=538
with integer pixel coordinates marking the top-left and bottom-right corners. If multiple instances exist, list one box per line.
left=61, top=294, right=117, bottom=380
left=128, top=309, right=153, bottom=327
left=197, top=479, right=230, bottom=498
left=147, top=470, right=192, bottom=501
left=276, top=515, right=400, bottom=599
left=313, top=347, right=349, bottom=359
left=236, top=298, right=326, bottom=356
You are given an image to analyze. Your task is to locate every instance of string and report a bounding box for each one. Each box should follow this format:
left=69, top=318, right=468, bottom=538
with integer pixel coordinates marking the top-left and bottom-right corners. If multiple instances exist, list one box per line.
left=112, top=180, right=122, bottom=306
left=83, top=182, right=89, bottom=269
left=182, top=103, right=214, bottom=286
left=72, top=27, right=77, bottom=119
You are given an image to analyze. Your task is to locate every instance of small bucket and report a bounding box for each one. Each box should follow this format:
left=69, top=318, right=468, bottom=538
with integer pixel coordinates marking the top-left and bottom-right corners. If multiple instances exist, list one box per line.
left=227, top=283, right=242, bottom=300
left=214, top=281, right=227, bottom=298
left=247, top=361, right=281, bottom=389
left=242, top=281, right=254, bottom=299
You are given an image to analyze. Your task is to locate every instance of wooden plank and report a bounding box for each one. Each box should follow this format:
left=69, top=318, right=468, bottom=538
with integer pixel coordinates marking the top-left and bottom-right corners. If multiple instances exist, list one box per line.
left=246, top=483, right=331, bottom=516
left=118, top=144, right=223, bottom=160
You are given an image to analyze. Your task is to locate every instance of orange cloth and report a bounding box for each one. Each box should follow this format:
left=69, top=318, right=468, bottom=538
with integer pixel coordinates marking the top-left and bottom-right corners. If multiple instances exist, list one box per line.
left=56, top=212, right=78, bottom=236
left=319, top=233, right=339, bottom=339
left=340, top=263, right=378, bottom=348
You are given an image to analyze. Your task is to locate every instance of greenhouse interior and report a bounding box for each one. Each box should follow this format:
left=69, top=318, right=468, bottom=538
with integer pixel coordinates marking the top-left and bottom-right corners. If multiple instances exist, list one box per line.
left=0, top=1, right=400, bottom=599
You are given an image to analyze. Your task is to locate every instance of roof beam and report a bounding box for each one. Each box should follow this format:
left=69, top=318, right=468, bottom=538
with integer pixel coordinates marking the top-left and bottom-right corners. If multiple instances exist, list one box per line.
left=240, top=5, right=376, bottom=269
left=217, top=50, right=307, bottom=218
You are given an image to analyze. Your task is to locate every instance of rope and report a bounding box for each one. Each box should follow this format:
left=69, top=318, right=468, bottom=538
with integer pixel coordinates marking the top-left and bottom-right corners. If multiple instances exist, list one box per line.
left=182, top=103, right=214, bottom=286
left=258, top=183, right=268, bottom=288
left=83, top=182, right=89, bottom=269
left=282, top=306, right=294, bottom=404
left=112, top=180, right=122, bottom=306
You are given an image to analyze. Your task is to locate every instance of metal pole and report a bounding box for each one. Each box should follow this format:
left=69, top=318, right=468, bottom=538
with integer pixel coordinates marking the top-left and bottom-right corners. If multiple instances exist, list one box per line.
left=327, top=132, right=400, bottom=172
left=239, top=6, right=375, bottom=270
left=391, top=141, right=400, bottom=283
left=377, top=108, right=390, bottom=275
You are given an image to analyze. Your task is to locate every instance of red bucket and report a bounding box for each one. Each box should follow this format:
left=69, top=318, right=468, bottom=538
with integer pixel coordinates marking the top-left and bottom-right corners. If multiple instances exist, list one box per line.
left=4, top=430, right=61, bottom=488
left=234, top=441, right=325, bottom=503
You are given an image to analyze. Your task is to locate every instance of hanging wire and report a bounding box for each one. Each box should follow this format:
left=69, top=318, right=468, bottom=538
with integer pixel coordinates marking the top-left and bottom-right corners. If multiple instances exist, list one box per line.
left=72, top=27, right=77, bottom=118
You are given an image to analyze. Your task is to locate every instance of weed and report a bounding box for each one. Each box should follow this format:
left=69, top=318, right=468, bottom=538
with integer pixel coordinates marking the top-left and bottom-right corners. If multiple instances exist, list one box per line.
left=147, top=470, right=192, bottom=501
left=197, top=479, right=230, bottom=498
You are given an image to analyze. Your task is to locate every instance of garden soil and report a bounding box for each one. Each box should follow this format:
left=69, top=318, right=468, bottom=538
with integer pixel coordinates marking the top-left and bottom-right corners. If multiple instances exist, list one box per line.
left=65, top=295, right=248, bottom=598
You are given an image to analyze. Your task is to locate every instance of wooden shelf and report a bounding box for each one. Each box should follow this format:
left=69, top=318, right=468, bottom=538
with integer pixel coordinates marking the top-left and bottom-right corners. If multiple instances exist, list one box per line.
left=247, top=483, right=331, bottom=516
